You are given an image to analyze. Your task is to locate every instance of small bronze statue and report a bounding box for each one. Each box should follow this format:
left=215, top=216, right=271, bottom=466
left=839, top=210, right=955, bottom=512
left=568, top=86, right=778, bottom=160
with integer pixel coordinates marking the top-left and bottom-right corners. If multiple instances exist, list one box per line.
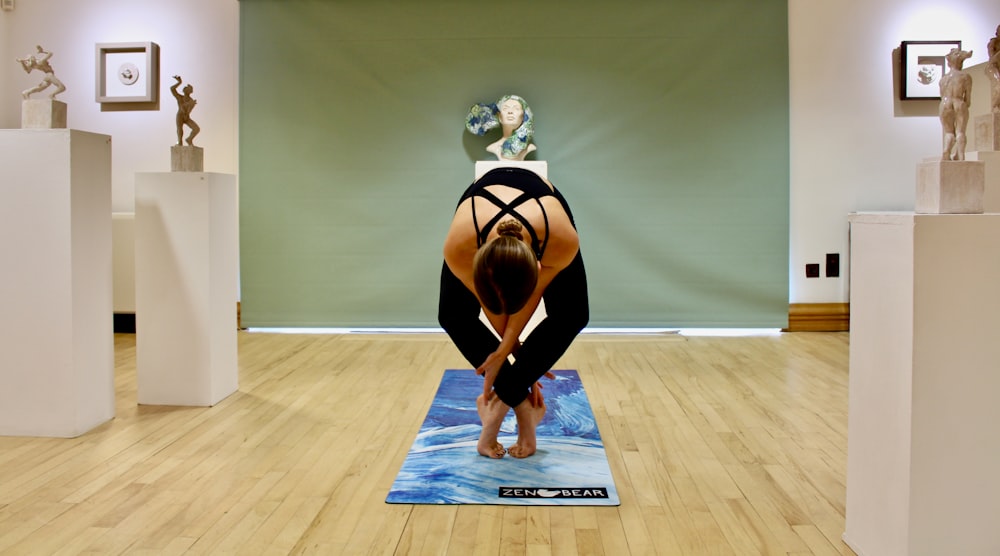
left=171, top=75, right=201, bottom=146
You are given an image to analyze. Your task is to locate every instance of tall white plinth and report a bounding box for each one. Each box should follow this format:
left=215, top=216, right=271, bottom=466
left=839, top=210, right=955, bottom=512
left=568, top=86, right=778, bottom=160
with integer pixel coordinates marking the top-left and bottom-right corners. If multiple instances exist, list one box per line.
left=845, top=212, right=1000, bottom=556
left=0, top=130, right=114, bottom=437
left=135, top=172, right=238, bottom=406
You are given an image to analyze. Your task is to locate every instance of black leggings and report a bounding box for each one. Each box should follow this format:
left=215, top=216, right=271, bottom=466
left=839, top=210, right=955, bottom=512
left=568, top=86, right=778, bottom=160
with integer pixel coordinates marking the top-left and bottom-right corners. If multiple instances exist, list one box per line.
left=438, top=251, right=589, bottom=408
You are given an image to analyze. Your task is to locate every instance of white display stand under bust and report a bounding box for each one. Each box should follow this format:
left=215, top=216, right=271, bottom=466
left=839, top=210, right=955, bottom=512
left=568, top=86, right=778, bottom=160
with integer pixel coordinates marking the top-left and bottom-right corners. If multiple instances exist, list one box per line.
left=844, top=212, right=1000, bottom=556
left=475, top=160, right=547, bottom=181
left=0, top=129, right=115, bottom=437
left=134, top=172, right=238, bottom=406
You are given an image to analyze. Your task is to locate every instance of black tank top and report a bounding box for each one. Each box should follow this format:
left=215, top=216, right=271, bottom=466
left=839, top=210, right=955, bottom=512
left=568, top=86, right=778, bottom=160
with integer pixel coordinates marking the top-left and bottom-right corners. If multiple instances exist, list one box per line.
left=458, top=168, right=555, bottom=259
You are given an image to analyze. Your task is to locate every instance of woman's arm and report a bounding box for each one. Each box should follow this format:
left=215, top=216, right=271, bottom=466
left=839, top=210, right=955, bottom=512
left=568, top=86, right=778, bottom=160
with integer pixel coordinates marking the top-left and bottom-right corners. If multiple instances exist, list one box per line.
left=478, top=226, right=580, bottom=400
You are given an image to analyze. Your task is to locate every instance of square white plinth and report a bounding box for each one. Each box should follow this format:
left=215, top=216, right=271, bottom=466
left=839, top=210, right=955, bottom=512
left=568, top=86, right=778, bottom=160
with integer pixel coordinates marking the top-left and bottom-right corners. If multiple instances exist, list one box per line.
left=965, top=150, right=1000, bottom=213
left=135, top=172, right=238, bottom=406
left=0, top=129, right=114, bottom=437
left=845, top=212, right=1000, bottom=556
left=21, top=99, right=67, bottom=129
left=915, top=160, right=985, bottom=214
left=171, top=145, right=204, bottom=172
left=475, top=160, right=548, bottom=181
left=974, top=113, right=999, bottom=152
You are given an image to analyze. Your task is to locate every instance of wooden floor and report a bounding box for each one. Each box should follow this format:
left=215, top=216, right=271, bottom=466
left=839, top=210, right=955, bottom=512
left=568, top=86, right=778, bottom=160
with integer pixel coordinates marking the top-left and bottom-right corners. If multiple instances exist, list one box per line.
left=0, top=331, right=855, bottom=555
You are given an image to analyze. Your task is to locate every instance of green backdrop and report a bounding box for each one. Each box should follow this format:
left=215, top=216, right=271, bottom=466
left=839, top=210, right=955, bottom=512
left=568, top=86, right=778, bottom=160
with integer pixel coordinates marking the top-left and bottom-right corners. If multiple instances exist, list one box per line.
left=238, top=0, right=789, bottom=328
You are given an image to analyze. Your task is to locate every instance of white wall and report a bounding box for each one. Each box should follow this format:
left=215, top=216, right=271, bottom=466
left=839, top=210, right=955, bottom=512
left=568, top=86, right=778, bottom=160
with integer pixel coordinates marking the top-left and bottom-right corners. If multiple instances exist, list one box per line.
left=1, top=0, right=239, bottom=213
left=789, top=0, right=1000, bottom=303
left=4, top=1, right=999, bottom=308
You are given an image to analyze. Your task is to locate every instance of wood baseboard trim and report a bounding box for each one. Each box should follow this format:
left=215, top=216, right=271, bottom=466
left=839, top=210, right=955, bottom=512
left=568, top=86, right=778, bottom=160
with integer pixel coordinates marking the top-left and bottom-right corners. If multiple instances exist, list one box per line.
left=786, top=303, right=849, bottom=332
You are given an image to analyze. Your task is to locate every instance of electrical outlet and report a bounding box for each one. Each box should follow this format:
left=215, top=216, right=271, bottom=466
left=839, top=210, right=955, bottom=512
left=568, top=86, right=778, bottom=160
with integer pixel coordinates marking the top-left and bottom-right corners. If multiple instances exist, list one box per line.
left=806, top=263, right=820, bottom=278
left=1, top=0, right=13, bottom=12
left=826, top=253, right=840, bottom=277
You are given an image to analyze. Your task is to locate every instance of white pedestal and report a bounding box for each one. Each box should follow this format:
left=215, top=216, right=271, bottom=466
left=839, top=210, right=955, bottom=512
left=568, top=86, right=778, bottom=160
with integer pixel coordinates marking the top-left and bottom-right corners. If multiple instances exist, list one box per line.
left=974, top=113, right=999, bottom=152
left=965, top=150, right=1000, bottom=212
left=0, top=129, right=114, bottom=437
left=135, top=172, right=238, bottom=406
left=475, top=160, right=548, bottom=181
left=845, top=212, right=1000, bottom=556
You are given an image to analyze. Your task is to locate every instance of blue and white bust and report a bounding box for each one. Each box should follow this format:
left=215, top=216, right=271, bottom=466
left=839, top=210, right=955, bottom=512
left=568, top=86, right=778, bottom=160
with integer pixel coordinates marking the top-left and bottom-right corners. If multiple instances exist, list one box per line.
left=466, top=94, right=537, bottom=161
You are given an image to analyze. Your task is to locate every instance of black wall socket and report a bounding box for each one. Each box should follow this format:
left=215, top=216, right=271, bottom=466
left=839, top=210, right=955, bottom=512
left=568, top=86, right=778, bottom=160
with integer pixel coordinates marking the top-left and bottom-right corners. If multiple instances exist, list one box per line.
left=826, top=253, right=840, bottom=277
left=806, top=263, right=820, bottom=278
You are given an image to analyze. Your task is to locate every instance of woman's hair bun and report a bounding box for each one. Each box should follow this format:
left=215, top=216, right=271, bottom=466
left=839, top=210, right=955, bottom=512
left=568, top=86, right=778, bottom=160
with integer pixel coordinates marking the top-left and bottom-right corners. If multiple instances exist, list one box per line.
left=496, top=219, right=523, bottom=238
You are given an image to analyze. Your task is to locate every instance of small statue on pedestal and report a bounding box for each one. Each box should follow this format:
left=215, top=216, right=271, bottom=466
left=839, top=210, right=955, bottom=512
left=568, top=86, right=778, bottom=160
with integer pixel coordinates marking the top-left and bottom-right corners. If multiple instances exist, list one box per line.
left=466, top=94, right=537, bottom=161
left=939, top=47, right=974, bottom=161
left=15, top=45, right=66, bottom=99
left=170, top=75, right=201, bottom=146
left=987, top=25, right=1000, bottom=115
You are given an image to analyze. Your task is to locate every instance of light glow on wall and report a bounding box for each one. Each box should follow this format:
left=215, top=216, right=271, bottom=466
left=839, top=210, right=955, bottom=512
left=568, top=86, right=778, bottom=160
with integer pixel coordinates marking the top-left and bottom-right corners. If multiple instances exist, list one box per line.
left=889, top=4, right=988, bottom=65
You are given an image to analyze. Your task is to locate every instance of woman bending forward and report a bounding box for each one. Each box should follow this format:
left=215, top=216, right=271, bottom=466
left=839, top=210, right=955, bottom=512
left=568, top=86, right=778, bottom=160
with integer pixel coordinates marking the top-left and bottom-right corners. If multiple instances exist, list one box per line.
left=439, top=167, right=589, bottom=458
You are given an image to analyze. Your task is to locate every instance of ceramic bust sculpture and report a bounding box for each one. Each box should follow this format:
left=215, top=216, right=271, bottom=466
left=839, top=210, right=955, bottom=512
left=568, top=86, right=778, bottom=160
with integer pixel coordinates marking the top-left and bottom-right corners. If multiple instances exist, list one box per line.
left=939, top=48, right=974, bottom=161
left=15, top=45, right=66, bottom=99
left=466, top=94, right=537, bottom=161
left=170, top=75, right=201, bottom=146
left=987, top=25, right=1000, bottom=114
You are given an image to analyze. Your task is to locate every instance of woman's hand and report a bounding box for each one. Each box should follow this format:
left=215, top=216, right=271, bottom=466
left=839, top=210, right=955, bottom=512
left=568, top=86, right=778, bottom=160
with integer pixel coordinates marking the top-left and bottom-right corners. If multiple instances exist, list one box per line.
left=528, top=371, right=556, bottom=407
left=476, top=350, right=508, bottom=401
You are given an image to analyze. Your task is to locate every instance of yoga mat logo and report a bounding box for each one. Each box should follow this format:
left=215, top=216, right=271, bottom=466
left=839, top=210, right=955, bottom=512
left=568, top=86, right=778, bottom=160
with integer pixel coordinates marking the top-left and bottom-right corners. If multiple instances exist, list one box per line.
left=499, top=487, right=610, bottom=499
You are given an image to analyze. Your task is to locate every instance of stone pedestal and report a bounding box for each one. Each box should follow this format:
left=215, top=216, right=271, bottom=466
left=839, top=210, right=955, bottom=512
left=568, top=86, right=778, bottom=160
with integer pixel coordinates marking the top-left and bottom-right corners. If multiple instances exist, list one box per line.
left=845, top=212, right=1000, bottom=556
left=21, top=99, right=67, bottom=129
left=0, top=130, right=114, bottom=437
left=974, top=113, right=999, bottom=152
left=915, top=160, right=985, bottom=214
left=135, top=172, right=238, bottom=406
left=965, top=150, right=1000, bottom=212
left=171, top=145, right=204, bottom=172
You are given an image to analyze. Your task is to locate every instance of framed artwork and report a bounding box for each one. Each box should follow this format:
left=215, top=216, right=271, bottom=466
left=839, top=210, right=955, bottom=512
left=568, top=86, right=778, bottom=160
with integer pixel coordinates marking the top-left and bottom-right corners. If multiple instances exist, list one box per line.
left=95, top=42, right=159, bottom=103
left=899, top=40, right=961, bottom=100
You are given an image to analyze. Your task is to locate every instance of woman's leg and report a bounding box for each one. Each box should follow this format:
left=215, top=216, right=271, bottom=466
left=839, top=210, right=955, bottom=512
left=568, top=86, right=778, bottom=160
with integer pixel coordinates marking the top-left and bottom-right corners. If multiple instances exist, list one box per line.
left=439, top=261, right=513, bottom=457
left=496, top=252, right=589, bottom=457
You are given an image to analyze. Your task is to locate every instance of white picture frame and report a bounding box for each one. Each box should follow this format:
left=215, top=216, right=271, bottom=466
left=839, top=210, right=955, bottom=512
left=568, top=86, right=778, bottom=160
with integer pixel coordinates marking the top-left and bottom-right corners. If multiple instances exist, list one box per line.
left=95, top=42, right=159, bottom=103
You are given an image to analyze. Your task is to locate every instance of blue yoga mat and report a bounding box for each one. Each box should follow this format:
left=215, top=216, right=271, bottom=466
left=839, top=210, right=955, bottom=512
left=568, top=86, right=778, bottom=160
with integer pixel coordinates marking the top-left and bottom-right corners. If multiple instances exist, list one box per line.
left=386, top=369, right=620, bottom=506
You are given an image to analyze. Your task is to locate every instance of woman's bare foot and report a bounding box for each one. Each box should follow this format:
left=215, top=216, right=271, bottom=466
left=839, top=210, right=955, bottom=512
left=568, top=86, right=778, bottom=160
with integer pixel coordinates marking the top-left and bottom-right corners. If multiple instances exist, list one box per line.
left=508, top=399, right=546, bottom=458
left=476, top=394, right=510, bottom=458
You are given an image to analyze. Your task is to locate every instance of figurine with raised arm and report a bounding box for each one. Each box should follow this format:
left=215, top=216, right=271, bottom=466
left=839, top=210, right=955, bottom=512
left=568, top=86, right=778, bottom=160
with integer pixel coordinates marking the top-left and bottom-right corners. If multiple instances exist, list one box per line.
left=987, top=25, right=1000, bottom=114
left=170, top=75, right=200, bottom=146
left=16, top=45, right=66, bottom=99
left=466, top=94, right=537, bottom=161
left=939, top=47, right=974, bottom=161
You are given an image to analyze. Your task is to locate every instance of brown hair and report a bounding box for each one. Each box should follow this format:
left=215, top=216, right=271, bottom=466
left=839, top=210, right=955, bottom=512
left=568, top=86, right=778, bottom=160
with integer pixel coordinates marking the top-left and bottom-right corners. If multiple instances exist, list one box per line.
left=473, top=220, right=538, bottom=315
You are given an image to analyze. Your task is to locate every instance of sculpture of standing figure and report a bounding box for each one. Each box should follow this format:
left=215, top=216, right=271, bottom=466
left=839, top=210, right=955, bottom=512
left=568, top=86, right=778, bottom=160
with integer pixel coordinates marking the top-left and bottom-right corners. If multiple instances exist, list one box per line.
left=466, top=94, right=537, bottom=161
left=939, top=48, right=974, bottom=161
left=170, top=75, right=200, bottom=146
left=987, top=25, right=1000, bottom=114
left=15, top=45, right=66, bottom=99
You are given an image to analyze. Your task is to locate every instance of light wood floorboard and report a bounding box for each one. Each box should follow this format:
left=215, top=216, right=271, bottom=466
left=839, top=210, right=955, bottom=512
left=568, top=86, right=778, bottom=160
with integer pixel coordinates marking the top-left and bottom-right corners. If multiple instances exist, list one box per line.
left=0, top=331, right=854, bottom=555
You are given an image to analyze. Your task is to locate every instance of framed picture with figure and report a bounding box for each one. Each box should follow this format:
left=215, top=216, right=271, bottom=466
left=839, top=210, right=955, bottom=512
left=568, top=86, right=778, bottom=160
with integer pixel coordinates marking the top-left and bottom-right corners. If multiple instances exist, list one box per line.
left=900, top=40, right=961, bottom=100
left=96, top=42, right=159, bottom=103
